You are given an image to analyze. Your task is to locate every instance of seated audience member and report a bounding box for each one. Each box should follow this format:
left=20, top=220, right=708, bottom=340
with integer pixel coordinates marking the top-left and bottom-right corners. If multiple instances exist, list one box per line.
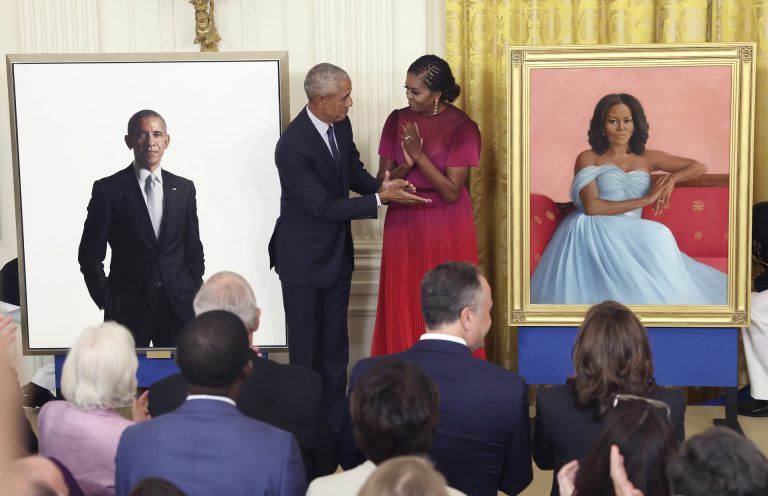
left=340, top=261, right=532, bottom=496
left=115, top=310, right=306, bottom=496
left=557, top=397, right=677, bottom=496
left=147, top=271, right=335, bottom=480
left=739, top=202, right=768, bottom=417
left=129, top=478, right=185, bottom=496
left=9, top=455, right=80, bottom=496
left=667, top=427, right=768, bottom=496
left=309, top=360, right=464, bottom=495
left=358, top=456, right=451, bottom=496
left=0, top=315, right=38, bottom=456
left=38, top=322, right=148, bottom=495
left=533, top=300, right=685, bottom=496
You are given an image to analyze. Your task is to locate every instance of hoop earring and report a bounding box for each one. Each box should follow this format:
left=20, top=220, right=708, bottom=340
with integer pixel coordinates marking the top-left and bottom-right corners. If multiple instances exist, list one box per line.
left=434, top=99, right=439, bottom=115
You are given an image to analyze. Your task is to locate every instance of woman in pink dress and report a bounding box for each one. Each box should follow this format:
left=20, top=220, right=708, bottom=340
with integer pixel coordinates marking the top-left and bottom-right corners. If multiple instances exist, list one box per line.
left=371, top=55, right=483, bottom=358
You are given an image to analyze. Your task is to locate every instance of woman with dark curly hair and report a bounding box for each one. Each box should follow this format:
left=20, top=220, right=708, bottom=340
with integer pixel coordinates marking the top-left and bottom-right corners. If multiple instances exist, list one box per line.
left=371, top=55, right=483, bottom=357
left=530, top=93, right=726, bottom=304
left=533, top=301, right=685, bottom=496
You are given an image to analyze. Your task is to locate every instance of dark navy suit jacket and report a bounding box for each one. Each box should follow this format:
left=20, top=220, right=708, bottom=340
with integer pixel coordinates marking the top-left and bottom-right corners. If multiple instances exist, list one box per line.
left=339, top=338, right=533, bottom=496
left=147, top=352, right=337, bottom=481
left=78, top=165, right=204, bottom=328
left=269, top=108, right=380, bottom=288
left=115, top=398, right=306, bottom=496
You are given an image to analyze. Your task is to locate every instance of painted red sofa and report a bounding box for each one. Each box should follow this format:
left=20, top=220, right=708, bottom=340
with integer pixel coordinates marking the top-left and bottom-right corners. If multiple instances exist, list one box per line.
left=530, top=176, right=729, bottom=276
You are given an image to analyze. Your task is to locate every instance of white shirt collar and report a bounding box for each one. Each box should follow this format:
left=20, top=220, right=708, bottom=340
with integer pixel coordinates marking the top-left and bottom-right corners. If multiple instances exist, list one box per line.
left=420, top=332, right=468, bottom=347
left=185, top=394, right=236, bottom=407
left=306, top=105, right=330, bottom=132
left=133, top=160, right=163, bottom=184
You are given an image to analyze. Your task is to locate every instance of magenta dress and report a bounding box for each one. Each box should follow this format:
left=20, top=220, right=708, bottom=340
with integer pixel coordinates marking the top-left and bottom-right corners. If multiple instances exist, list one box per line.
left=371, top=105, right=483, bottom=357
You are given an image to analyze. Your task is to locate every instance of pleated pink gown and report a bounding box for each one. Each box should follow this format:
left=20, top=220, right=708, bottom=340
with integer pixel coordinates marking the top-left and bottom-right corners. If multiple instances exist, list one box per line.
left=371, top=105, right=485, bottom=359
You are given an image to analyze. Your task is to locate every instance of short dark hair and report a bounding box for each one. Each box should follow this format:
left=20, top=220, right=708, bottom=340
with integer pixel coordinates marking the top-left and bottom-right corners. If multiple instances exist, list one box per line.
left=130, top=477, right=186, bottom=496
left=407, top=55, right=461, bottom=103
left=350, top=360, right=439, bottom=465
left=127, top=109, right=167, bottom=137
left=420, top=262, right=482, bottom=329
left=575, top=399, right=676, bottom=496
left=667, top=427, right=768, bottom=496
left=568, top=300, right=656, bottom=420
left=176, top=310, right=249, bottom=388
left=587, top=93, right=649, bottom=155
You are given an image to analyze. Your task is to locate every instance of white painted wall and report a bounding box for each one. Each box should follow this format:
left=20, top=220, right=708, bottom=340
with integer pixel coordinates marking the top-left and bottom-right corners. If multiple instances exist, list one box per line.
left=0, top=0, right=445, bottom=380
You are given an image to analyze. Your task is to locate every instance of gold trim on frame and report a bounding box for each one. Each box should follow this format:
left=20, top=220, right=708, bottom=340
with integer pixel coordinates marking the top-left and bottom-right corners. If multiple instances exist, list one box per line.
left=507, top=43, right=754, bottom=327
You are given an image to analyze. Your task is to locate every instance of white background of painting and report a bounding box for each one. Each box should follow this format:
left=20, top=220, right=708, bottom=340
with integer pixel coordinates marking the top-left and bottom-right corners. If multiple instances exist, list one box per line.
left=11, top=58, right=286, bottom=349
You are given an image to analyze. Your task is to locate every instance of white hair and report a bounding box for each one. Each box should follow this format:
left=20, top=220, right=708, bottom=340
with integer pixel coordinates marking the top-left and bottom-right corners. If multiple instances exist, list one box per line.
left=193, top=271, right=260, bottom=329
left=61, top=322, right=137, bottom=410
left=304, top=63, right=349, bottom=100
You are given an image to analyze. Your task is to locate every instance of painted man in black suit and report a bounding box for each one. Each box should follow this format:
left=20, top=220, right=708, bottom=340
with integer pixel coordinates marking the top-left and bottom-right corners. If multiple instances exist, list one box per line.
left=147, top=271, right=337, bottom=481
left=78, top=109, right=204, bottom=347
left=269, top=63, right=427, bottom=431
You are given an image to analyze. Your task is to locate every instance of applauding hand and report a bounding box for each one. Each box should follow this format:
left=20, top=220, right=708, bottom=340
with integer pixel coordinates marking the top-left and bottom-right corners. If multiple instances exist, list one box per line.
left=0, top=315, right=17, bottom=350
left=378, top=170, right=430, bottom=205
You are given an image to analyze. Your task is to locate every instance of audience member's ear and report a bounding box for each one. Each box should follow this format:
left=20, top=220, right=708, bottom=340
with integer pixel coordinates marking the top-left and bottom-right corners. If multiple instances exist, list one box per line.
left=132, top=391, right=151, bottom=423
left=459, top=306, right=473, bottom=332
left=241, top=359, right=253, bottom=380
left=253, top=308, right=262, bottom=331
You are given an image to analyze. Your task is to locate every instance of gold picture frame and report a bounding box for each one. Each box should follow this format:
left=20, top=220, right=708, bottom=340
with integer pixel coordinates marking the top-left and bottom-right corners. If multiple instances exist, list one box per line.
left=507, top=43, right=754, bottom=327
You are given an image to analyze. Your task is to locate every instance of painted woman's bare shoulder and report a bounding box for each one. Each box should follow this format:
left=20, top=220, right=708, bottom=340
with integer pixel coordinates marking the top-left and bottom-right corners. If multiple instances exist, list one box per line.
left=574, top=150, right=596, bottom=172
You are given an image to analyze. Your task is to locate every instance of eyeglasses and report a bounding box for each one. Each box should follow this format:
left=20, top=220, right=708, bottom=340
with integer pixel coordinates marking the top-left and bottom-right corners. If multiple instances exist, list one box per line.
left=613, top=393, right=671, bottom=421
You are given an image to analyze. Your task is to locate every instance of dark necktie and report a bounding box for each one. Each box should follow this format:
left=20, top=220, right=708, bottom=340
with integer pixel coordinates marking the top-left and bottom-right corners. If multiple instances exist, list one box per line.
left=326, top=125, right=341, bottom=168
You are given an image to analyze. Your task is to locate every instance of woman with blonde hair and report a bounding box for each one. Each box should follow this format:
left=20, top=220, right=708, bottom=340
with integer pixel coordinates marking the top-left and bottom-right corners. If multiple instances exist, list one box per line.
left=358, top=456, right=451, bottom=496
left=38, top=322, right=148, bottom=495
left=532, top=301, right=685, bottom=496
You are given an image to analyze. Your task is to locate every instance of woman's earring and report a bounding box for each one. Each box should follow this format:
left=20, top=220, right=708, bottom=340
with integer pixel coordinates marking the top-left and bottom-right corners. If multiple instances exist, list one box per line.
left=434, top=99, right=439, bottom=115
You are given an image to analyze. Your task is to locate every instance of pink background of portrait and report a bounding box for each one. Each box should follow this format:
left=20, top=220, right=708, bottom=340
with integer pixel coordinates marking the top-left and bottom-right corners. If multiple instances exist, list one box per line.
left=529, top=65, right=732, bottom=202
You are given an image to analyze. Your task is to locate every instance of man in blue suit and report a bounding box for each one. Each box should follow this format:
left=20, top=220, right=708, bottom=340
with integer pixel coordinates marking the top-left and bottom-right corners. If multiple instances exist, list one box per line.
left=339, top=262, right=533, bottom=496
left=115, top=310, right=306, bottom=496
left=269, top=63, right=427, bottom=431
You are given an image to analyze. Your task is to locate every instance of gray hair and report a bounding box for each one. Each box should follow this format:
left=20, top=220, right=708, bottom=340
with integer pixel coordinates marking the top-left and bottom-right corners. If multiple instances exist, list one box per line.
left=304, top=63, right=349, bottom=100
left=420, top=262, right=483, bottom=329
left=61, top=322, right=137, bottom=410
left=193, top=271, right=260, bottom=330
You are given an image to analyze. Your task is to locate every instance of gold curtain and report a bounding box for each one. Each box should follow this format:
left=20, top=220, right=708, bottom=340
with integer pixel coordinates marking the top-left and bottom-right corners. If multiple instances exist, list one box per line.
left=446, top=0, right=768, bottom=369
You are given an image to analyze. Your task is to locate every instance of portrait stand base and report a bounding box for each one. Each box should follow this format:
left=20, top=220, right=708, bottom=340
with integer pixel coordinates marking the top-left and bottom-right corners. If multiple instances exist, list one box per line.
left=54, top=353, right=179, bottom=389
left=713, top=387, right=744, bottom=434
left=518, top=326, right=741, bottom=432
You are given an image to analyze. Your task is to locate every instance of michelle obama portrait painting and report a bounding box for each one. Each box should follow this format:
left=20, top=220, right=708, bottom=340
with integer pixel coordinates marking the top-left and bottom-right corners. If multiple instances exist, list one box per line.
left=507, top=44, right=755, bottom=327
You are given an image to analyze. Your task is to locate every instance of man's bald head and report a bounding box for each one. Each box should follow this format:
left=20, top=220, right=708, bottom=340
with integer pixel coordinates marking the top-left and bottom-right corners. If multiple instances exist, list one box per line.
left=193, top=271, right=261, bottom=333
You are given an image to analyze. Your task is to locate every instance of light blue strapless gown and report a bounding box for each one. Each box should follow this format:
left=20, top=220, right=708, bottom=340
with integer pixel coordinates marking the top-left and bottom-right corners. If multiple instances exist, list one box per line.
left=530, top=164, right=727, bottom=305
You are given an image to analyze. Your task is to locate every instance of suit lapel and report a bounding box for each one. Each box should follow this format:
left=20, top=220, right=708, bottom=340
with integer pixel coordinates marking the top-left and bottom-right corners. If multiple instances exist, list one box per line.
left=335, top=119, right=351, bottom=191
left=159, top=171, right=180, bottom=247
left=119, top=165, right=157, bottom=244
left=299, top=109, right=343, bottom=185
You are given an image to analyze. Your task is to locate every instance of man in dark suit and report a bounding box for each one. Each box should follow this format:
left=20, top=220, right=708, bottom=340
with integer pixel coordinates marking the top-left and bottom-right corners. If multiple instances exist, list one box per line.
left=78, top=109, right=204, bottom=347
left=147, top=271, right=337, bottom=481
left=116, top=310, right=306, bottom=496
left=339, top=262, right=533, bottom=496
left=269, top=63, right=427, bottom=431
